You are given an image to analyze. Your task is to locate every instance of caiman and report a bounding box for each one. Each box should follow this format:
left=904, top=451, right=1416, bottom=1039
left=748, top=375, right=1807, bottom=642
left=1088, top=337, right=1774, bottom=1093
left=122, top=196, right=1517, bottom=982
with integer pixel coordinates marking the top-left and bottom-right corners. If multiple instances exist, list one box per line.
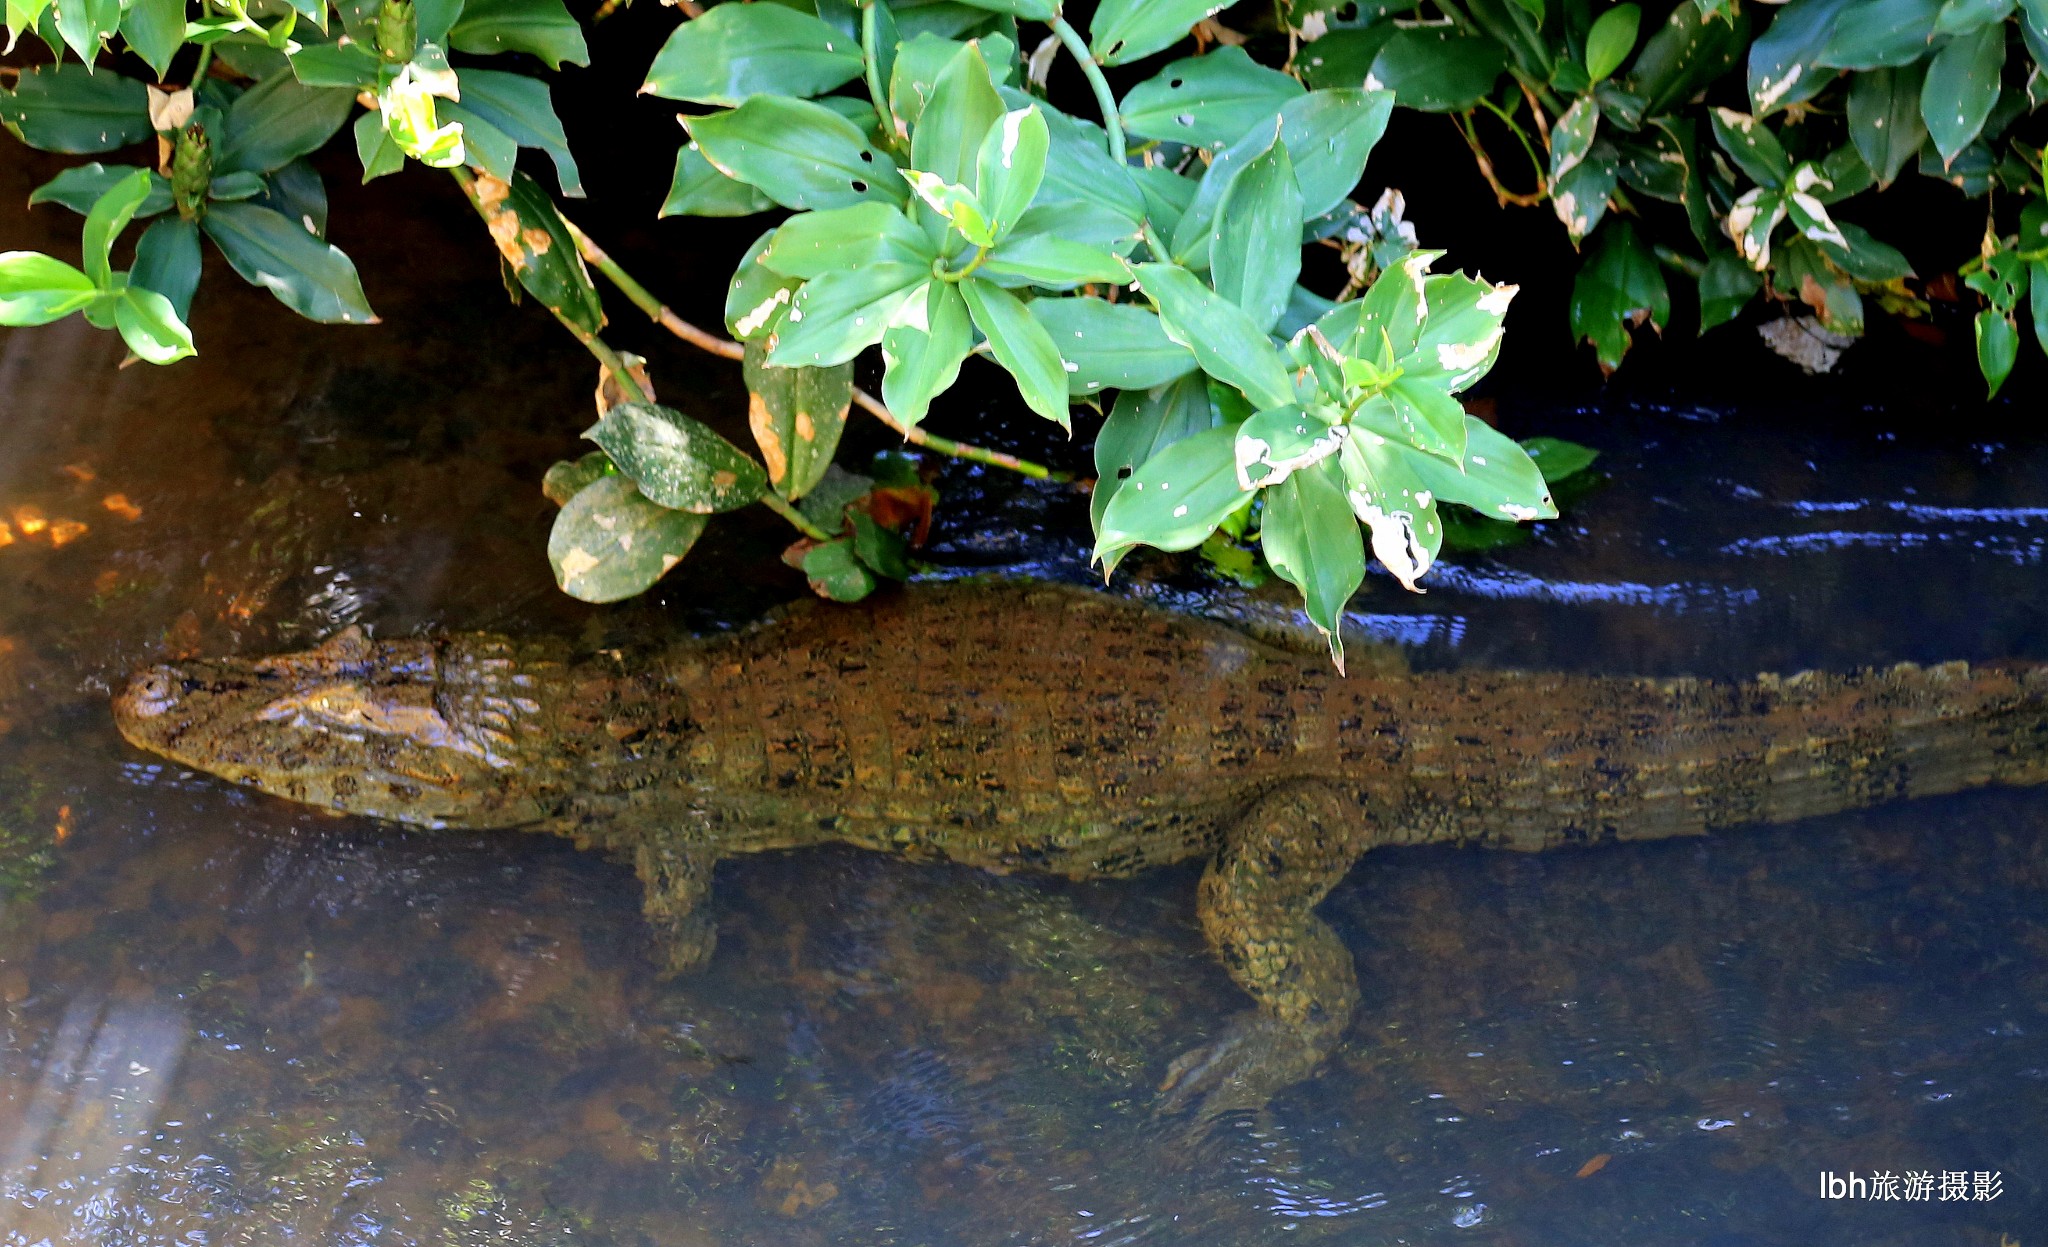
left=111, top=582, right=2048, bottom=1118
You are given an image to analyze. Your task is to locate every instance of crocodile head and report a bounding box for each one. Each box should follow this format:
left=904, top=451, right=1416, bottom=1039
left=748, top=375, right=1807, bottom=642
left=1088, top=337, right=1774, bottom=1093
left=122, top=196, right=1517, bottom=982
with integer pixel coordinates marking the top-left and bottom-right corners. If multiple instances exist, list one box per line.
left=113, top=625, right=561, bottom=829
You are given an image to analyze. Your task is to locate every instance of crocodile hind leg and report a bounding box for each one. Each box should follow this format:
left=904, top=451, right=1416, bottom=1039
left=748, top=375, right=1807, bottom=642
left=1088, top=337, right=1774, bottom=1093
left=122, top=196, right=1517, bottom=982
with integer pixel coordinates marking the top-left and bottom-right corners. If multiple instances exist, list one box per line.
left=1158, top=781, right=1371, bottom=1121
left=634, top=843, right=721, bottom=975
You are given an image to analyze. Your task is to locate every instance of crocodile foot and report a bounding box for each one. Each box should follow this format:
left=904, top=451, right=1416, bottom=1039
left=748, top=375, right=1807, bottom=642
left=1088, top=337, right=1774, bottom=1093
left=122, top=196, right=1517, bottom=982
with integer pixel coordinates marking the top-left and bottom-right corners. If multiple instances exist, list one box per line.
left=1154, top=1012, right=1328, bottom=1123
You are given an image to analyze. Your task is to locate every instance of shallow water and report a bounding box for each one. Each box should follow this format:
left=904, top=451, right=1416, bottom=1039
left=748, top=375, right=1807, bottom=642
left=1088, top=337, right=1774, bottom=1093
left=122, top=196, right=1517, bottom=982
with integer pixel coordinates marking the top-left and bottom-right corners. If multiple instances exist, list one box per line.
left=2, top=155, right=2045, bottom=1246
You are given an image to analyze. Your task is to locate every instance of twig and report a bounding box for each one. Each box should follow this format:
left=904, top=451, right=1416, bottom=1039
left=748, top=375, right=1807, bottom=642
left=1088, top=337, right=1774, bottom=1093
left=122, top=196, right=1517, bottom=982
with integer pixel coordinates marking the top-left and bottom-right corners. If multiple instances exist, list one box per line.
left=1050, top=16, right=1125, bottom=164
left=1453, top=114, right=1547, bottom=208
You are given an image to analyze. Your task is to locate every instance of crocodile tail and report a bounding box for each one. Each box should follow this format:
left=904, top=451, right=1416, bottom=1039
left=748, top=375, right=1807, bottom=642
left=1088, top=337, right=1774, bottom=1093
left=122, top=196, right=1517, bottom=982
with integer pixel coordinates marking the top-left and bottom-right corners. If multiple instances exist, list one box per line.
left=1716, top=659, right=2048, bottom=829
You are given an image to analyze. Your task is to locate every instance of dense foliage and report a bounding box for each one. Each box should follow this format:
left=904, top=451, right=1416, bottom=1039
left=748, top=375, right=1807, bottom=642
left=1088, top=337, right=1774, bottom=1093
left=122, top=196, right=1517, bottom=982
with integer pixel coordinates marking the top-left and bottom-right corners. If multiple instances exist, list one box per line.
left=2, top=0, right=2041, bottom=661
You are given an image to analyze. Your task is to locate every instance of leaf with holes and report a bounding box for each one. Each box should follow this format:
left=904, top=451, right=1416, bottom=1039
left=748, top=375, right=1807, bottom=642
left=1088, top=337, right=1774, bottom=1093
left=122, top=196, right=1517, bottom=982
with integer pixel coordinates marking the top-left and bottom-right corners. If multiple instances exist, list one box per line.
left=1091, top=372, right=1219, bottom=530
left=1094, top=425, right=1252, bottom=561
left=586, top=401, right=767, bottom=514
left=548, top=475, right=707, bottom=603
left=1120, top=46, right=1305, bottom=152
left=688, top=97, right=904, bottom=212
left=1090, top=0, right=1230, bottom=65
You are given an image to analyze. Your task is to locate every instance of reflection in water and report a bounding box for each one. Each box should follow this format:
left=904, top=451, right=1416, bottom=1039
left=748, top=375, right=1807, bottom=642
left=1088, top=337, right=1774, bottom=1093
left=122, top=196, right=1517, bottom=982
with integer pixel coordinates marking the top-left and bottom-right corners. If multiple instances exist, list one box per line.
left=2, top=156, right=2045, bottom=1244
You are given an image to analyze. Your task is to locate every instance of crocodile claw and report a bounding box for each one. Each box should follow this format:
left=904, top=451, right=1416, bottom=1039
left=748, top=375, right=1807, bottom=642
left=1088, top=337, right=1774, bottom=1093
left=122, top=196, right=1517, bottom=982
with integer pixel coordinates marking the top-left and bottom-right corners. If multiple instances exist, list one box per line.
left=1154, top=1013, right=1327, bottom=1124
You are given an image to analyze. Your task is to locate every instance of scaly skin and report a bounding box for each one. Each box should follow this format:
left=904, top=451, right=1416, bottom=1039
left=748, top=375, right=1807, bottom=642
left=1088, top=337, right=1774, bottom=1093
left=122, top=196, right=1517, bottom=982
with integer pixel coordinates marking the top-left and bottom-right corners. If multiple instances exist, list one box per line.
left=112, top=583, right=2048, bottom=1118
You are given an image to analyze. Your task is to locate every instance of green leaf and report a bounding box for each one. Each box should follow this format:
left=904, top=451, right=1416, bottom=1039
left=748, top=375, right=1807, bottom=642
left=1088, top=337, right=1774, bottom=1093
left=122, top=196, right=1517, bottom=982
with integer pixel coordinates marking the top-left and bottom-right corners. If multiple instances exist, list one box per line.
left=1551, top=143, right=1617, bottom=244
left=688, top=95, right=905, bottom=212
left=1818, top=220, right=1912, bottom=281
left=1317, top=247, right=1436, bottom=362
left=1135, top=261, right=1296, bottom=410
left=1170, top=88, right=1393, bottom=265
left=120, top=0, right=187, bottom=78
left=28, top=163, right=169, bottom=217
left=1747, top=0, right=1852, bottom=115
left=911, top=40, right=1005, bottom=188
left=661, top=143, right=776, bottom=218
left=1975, top=307, right=2018, bottom=397
left=1260, top=457, right=1364, bottom=667
left=980, top=231, right=1134, bottom=289
left=0, top=63, right=150, bottom=154
left=849, top=510, right=913, bottom=581
left=768, top=262, right=928, bottom=367
left=1819, top=0, right=1941, bottom=68
left=53, top=0, right=118, bottom=64
left=724, top=227, right=797, bottom=340
left=0, top=250, right=96, bottom=325
left=417, top=0, right=464, bottom=44
left=800, top=538, right=878, bottom=601
left=643, top=1, right=861, bottom=106
left=1402, top=271, right=1516, bottom=393
left=437, top=100, right=517, bottom=182
left=1626, top=0, right=1752, bottom=115
left=201, top=201, right=377, bottom=324
left=448, top=0, right=587, bottom=67
left=454, top=68, right=584, bottom=197
left=548, top=474, right=707, bottom=603
left=585, top=401, right=767, bottom=514
left=130, top=214, right=201, bottom=321
left=1090, top=0, right=1227, bottom=65
left=81, top=167, right=152, bottom=289
left=880, top=280, right=972, bottom=426
left=2030, top=259, right=2048, bottom=357
left=1030, top=297, right=1198, bottom=397
left=1697, top=247, right=1762, bottom=331
left=1294, top=25, right=1400, bottom=90
left=1550, top=96, right=1599, bottom=181
left=217, top=74, right=355, bottom=177
left=1709, top=108, right=1792, bottom=188
left=940, top=0, right=1053, bottom=19
left=904, top=171, right=997, bottom=246
left=1934, top=0, right=2015, bottom=34
left=1095, top=425, right=1252, bottom=561
left=1921, top=19, right=2005, bottom=163
left=973, top=105, right=1046, bottom=241
left=1404, top=415, right=1556, bottom=521
left=1847, top=64, right=1929, bottom=186
left=1091, top=373, right=1218, bottom=529
left=472, top=171, right=603, bottom=335
left=1585, top=3, right=1642, bottom=81
left=256, top=158, right=328, bottom=237
left=288, top=40, right=381, bottom=88
left=1119, top=46, right=1305, bottom=153
left=960, top=278, right=1070, bottom=426
left=761, top=202, right=931, bottom=279
left=1211, top=133, right=1303, bottom=334
left=1336, top=434, right=1440, bottom=591
left=743, top=337, right=852, bottom=501
left=1369, top=29, right=1508, bottom=110
left=113, top=284, right=195, bottom=363
left=352, top=108, right=407, bottom=181
left=1025, top=93, right=1148, bottom=227
left=1570, top=219, right=1668, bottom=371
left=1520, top=436, right=1599, bottom=482
left=542, top=450, right=613, bottom=506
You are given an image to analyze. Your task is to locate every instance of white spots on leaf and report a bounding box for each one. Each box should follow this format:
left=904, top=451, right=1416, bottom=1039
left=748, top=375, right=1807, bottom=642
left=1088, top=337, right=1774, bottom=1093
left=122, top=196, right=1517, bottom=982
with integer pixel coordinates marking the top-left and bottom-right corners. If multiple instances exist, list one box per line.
left=1350, top=495, right=1432, bottom=592
left=1497, top=503, right=1544, bottom=521
left=1173, top=504, right=1188, bottom=518
left=1477, top=283, right=1517, bottom=316
left=558, top=547, right=599, bottom=579
left=1471, top=455, right=1487, bottom=466
left=996, top=108, right=1030, bottom=169
left=1437, top=330, right=1500, bottom=373
left=1754, top=65, right=1802, bottom=113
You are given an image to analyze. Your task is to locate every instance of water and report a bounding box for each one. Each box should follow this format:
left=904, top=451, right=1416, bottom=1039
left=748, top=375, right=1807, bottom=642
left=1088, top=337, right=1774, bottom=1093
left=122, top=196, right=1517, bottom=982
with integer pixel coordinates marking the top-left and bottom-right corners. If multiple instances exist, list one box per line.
left=2, top=153, right=2045, bottom=1245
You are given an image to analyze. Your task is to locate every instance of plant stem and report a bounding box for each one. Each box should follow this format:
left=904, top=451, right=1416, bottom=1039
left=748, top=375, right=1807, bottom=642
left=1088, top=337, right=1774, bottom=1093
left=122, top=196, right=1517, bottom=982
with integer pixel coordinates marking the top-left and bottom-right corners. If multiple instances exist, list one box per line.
left=758, top=491, right=834, bottom=541
left=557, top=215, right=1063, bottom=480
left=861, top=2, right=899, bottom=148
left=1050, top=16, right=1125, bottom=165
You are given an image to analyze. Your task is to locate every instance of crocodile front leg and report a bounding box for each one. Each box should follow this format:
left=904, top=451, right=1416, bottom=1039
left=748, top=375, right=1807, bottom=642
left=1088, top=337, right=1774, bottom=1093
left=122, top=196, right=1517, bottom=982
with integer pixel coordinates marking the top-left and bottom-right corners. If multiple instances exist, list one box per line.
left=634, top=842, right=722, bottom=975
left=1158, top=781, right=1374, bottom=1121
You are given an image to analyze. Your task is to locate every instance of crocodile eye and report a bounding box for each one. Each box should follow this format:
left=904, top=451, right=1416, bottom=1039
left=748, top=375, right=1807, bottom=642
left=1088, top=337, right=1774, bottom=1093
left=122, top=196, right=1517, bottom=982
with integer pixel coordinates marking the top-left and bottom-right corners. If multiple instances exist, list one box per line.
left=126, top=669, right=180, bottom=718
